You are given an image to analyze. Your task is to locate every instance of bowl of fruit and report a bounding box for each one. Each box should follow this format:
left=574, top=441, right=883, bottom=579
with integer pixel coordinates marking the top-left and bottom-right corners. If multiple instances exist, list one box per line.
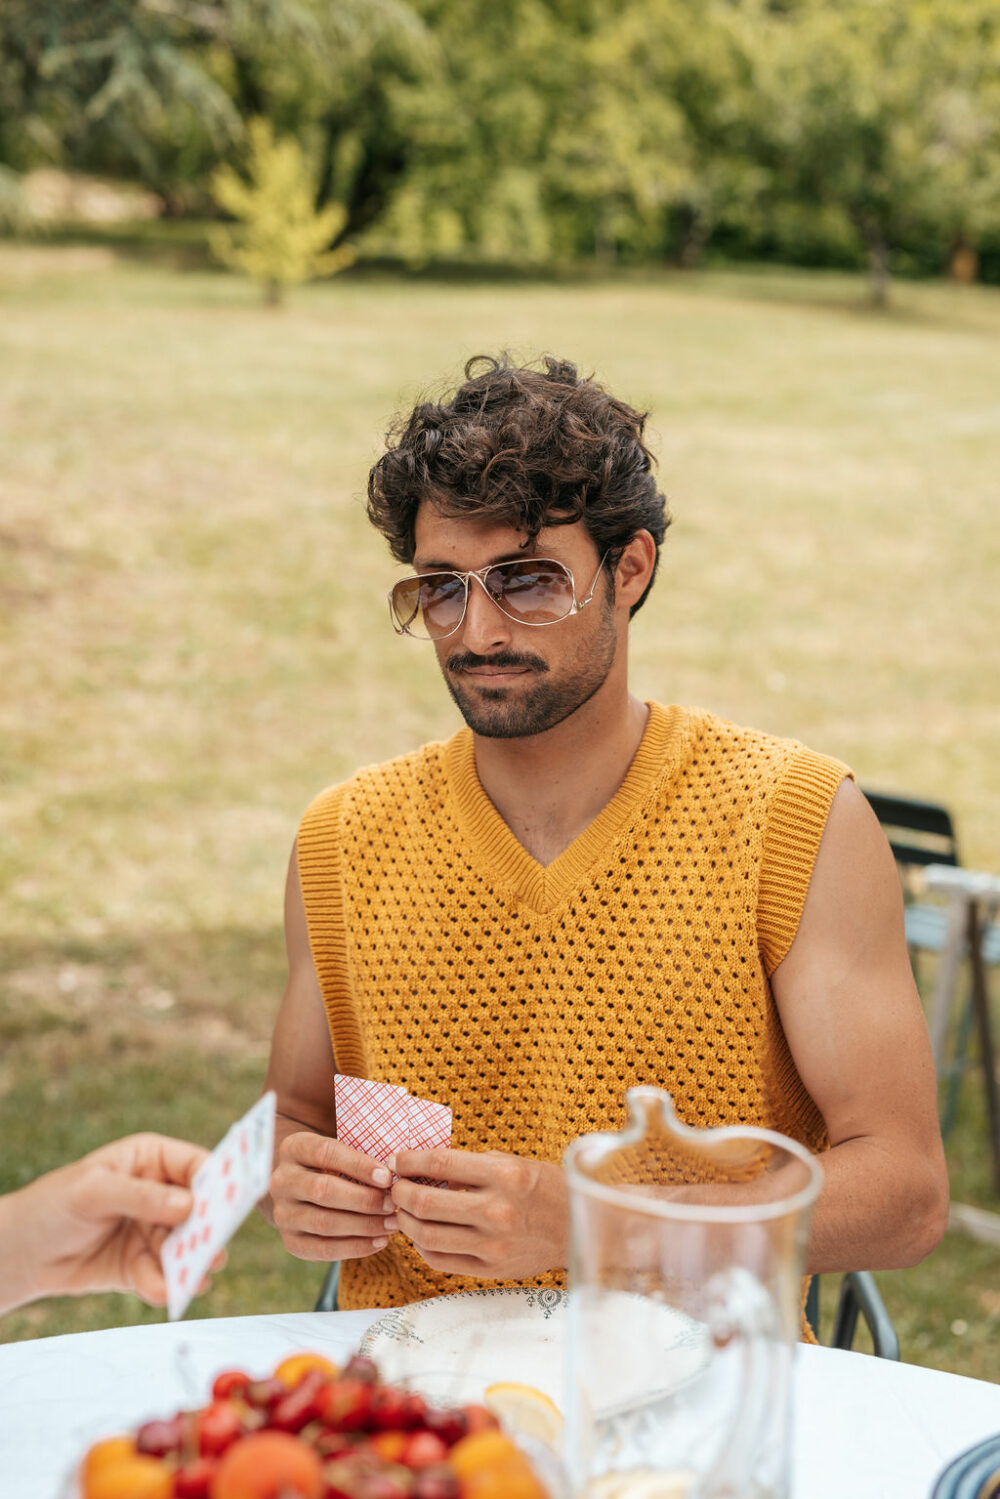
left=76, top=1350, right=560, bottom=1499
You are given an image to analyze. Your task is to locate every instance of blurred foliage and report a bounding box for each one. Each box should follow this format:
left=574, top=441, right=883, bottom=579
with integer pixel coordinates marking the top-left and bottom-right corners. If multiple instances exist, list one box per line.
left=210, top=116, right=354, bottom=302
left=2, top=0, right=1000, bottom=293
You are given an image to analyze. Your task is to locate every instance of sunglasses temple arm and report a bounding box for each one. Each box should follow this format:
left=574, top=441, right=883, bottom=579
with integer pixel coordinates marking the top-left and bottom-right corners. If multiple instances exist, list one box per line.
left=579, top=551, right=610, bottom=609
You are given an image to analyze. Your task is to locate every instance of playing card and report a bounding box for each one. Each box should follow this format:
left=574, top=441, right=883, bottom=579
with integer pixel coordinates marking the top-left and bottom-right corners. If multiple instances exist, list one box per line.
left=161, top=1090, right=276, bottom=1321
left=406, top=1094, right=452, bottom=1187
left=334, top=1073, right=451, bottom=1180
left=407, top=1094, right=452, bottom=1153
left=334, top=1074, right=413, bottom=1168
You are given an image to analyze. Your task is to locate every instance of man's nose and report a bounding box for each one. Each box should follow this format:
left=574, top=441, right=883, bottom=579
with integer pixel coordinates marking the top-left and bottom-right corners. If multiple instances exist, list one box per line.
left=460, top=575, right=512, bottom=653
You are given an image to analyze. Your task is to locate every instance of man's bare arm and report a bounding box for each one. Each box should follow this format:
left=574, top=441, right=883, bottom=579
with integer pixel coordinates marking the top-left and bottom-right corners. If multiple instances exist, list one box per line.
left=260, top=843, right=393, bottom=1260
left=772, top=779, right=949, bottom=1274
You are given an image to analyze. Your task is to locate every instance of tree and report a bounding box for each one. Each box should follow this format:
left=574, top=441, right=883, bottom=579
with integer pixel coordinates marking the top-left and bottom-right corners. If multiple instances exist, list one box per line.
left=0, top=0, right=431, bottom=225
left=743, top=0, right=1000, bottom=303
left=0, top=0, right=239, bottom=206
left=210, top=117, right=353, bottom=303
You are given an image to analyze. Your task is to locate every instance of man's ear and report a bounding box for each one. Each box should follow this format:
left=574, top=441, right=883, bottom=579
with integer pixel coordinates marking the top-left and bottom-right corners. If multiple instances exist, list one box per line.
left=613, top=530, right=657, bottom=611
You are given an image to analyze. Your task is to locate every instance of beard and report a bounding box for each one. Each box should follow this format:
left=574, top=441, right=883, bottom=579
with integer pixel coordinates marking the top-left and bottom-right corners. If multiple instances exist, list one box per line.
left=442, top=603, right=618, bottom=739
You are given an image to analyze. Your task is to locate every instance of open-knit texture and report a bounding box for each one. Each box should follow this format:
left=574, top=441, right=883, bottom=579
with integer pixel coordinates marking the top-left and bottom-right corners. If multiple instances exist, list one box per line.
left=297, top=702, right=851, bottom=1311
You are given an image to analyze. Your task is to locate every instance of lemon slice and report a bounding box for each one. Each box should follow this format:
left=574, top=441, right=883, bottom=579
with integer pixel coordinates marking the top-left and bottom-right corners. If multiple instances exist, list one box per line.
left=483, top=1381, right=564, bottom=1447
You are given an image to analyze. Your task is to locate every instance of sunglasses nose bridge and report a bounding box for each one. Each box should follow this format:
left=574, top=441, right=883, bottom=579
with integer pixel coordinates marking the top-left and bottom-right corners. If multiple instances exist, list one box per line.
left=461, top=567, right=516, bottom=642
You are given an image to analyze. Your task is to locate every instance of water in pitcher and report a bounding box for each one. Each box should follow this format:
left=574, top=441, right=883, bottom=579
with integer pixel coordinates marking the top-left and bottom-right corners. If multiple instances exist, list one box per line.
left=563, top=1088, right=822, bottom=1499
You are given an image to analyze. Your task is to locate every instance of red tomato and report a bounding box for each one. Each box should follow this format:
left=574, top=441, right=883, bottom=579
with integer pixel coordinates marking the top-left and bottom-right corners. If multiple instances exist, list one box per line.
left=197, top=1401, right=243, bottom=1458
left=400, top=1392, right=428, bottom=1429
left=271, top=1368, right=330, bottom=1433
left=423, top=1408, right=468, bottom=1446
left=401, top=1431, right=450, bottom=1470
left=340, top=1355, right=379, bottom=1385
left=135, top=1416, right=184, bottom=1458
left=369, top=1385, right=415, bottom=1430
left=174, top=1456, right=218, bottom=1499
left=244, top=1378, right=287, bottom=1411
left=315, top=1378, right=374, bottom=1432
left=211, top=1370, right=251, bottom=1402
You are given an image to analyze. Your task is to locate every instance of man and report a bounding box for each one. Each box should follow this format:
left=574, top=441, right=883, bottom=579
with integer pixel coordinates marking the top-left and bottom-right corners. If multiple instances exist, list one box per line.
left=0, top=1133, right=209, bottom=1315
left=263, top=354, right=948, bottom=1312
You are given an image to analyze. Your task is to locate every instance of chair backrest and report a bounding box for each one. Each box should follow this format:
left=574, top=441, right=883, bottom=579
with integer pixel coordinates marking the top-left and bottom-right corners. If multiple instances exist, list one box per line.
left=862, top=788, right=960, bottom=869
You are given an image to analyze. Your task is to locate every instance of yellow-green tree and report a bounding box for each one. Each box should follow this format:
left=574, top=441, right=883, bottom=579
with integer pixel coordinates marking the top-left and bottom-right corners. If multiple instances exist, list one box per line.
left=211, top=118, right=354, bottom=305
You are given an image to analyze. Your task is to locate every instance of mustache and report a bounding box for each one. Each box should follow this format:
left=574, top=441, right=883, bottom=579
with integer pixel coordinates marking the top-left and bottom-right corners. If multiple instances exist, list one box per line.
left=446, top=650, right=549, bottom=674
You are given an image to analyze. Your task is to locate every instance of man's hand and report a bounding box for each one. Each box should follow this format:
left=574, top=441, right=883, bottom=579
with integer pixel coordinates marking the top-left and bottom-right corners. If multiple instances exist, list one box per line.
left=0, top=1133, right=211, bottom=1315
left=269, top=1131, right=395, bottom=1262
left=388, top=1148, right=568, bottom=1279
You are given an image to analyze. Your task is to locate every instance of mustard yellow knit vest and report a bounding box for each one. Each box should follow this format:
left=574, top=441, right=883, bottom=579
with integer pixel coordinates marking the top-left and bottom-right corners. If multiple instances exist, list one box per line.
left=297, top=703, right=851, bottom=1310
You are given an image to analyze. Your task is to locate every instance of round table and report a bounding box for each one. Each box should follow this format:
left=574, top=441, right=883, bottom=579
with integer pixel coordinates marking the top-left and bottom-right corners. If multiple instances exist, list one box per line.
left=1, top=1309, right=998, bottom=1497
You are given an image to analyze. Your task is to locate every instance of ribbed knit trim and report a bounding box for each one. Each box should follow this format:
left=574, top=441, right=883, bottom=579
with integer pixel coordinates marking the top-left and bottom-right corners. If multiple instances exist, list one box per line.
left=757, top=749, right=853, bottom=976
left=444, top=701, right=694, bottom=913
left=297, top=784, right=368, bottom=1078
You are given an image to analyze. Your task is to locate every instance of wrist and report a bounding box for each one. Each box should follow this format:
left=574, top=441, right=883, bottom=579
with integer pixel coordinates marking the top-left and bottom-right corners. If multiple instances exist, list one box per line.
left=0, top=1181, right=50, bottom=1314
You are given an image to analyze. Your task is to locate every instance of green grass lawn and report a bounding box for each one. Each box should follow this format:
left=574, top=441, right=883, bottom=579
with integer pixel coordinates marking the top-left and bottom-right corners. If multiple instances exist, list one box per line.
left=2, top=247, right=999, bottom=1376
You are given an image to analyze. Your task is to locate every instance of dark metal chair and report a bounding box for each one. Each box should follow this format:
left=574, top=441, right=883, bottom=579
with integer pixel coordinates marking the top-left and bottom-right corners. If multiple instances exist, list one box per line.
left=315, top=1262, right=340, bottom=1311
left=862, top=788, right=1000, bottom=1178
left=862, top=789, right=960, bottom=958
left=805, top=1271, right=900, bottom=1359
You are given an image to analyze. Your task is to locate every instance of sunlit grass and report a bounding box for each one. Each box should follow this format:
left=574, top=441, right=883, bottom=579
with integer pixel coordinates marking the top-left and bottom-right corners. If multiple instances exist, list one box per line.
left=2, top=249, right=999, bottom=1368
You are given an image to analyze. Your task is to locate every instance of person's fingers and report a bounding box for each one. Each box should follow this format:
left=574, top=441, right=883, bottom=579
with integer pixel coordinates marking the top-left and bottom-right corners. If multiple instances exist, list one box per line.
left=393, top=1207, right=479, bottom=1256
left=413, top=1248, right=486, bottom=1276
left=78, top=1166, right=195, bottom=1229
left=389, top=1148, right=496, bottom=1188
left=92, top=1133, right=210, bottom=1190
left=281, top=1132, right=392, bottom=1189
left=278, top=1162, right=389, bottom=1219
left=390, top=1176, right=480, bottom=1226
left=280, top=1229, right=389, bottom=1263
left=273, top=1197, right=390, bottom=1241
left=128, top=1241, right=169, bottom=1306
left=146, top=1134, right=211, bottom=1188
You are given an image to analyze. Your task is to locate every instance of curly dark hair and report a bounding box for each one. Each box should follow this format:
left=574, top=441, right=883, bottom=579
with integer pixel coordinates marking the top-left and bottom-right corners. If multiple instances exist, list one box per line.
left=367, top=354, right=671, bottom=616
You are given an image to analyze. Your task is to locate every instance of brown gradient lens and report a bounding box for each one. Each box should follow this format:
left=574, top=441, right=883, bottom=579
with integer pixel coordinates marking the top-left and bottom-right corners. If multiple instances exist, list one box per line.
left=390, top=572, right=467, bottom=639
left=484, top=559, right=575, bottom=623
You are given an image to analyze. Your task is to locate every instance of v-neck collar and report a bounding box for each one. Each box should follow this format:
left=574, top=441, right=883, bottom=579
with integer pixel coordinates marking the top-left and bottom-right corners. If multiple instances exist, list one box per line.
left=444, top=701, right=692, bottom=914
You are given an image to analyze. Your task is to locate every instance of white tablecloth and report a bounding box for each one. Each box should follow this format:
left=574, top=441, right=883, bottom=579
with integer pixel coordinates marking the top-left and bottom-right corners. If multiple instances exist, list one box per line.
left=1, top=1309, right=999, bottom=1498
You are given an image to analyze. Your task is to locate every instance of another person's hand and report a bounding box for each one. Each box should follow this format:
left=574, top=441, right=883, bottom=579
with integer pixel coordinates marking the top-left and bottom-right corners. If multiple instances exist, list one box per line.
left=268, top=1131, right=395, bottom=1261
left=0, top=1133, right=210, bottom=1315
left=388, top=1149, right=569, bottom=1279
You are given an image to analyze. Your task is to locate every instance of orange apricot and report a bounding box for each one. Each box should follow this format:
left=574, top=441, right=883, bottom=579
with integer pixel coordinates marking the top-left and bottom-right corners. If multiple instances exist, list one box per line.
left=272, top=1352, right=339, bottom=1388
left=449, top=1430, right=526, bottom=1480
left=80, top=1435, right=136, bottom=1488
left=210, top=1429, right=324, bottom=1499
left=83, top=1453, right=173, bottom=1499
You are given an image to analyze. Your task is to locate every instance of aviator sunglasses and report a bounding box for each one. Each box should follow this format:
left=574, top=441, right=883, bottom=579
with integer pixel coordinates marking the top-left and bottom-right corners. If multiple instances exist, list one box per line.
left=389, top=553, right=608, bottom=641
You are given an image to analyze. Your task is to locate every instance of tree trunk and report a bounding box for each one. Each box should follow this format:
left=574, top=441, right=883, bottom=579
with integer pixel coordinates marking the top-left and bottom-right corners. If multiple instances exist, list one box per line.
left=867, top=236, right=890, bottom=308
left=679, top=212, right=712, bottom=270
left=950, top=240, right=979, bottom=285
left=594, top=212, right=617, bottom=265
left=263, top=278, right=283, bottom=307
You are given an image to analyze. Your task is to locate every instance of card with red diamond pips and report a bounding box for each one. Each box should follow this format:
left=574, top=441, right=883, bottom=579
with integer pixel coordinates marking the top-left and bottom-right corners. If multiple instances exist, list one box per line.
left=161, top=1090, right=276, bottom=1321
left=334, top=1073, right=452, bottom=1184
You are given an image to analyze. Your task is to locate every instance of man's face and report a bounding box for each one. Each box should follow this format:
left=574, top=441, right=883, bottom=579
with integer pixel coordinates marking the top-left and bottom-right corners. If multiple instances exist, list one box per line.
left=411, top=506, right=621, bottom=739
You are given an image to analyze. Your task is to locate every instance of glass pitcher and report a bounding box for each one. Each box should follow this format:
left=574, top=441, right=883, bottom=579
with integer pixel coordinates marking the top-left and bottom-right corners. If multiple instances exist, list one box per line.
left=563, top=1087, right=822, bottom=1499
